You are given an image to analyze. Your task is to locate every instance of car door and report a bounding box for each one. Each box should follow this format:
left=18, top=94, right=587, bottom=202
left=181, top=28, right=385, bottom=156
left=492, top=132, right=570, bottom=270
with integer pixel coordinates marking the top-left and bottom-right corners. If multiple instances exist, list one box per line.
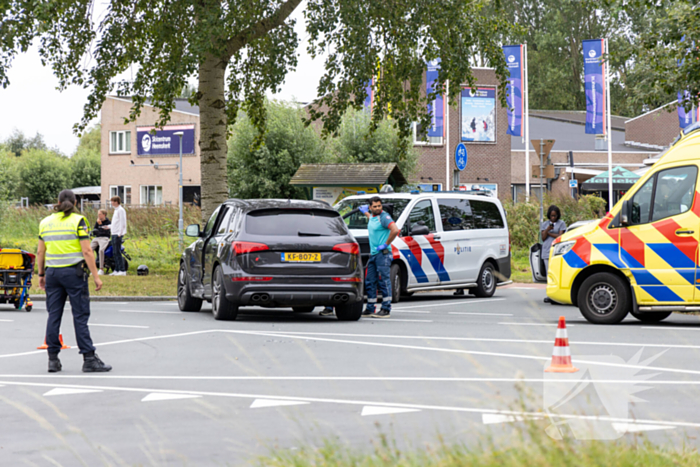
left=197, top=206, right=222, bottom=294
left=436, top=197, right=477, bottom=283
left=203, top=206, right=236, bottom=294
left=400, top=198, right=445, bottom=286
left=619, top=164, right=700, bottom=304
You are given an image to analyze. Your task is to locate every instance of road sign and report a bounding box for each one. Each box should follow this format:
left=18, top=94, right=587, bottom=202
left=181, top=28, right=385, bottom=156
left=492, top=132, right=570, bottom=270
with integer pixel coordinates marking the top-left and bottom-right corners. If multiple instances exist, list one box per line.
left=531, top=139, right=556, bottom=157
left=455, top=143, right=467, bottom=171
left=569, top=179, right=578, bottom=188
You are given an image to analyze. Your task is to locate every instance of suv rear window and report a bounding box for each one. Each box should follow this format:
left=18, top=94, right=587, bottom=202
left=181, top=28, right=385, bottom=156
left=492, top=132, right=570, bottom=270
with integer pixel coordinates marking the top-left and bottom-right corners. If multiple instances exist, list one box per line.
left=335, top=198, right=410, bottom=230
left=245, top=209, right=349, bottom=237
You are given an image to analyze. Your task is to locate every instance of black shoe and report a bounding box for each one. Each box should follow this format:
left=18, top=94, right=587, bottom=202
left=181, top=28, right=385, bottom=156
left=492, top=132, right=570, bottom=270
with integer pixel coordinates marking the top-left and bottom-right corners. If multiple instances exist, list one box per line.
left=48, top=358, right=62, bottom=373
left=371, top=309, right=391, bottom=319
left=544, top=297, right=552, bottom=304
left=82, top=354, right=112, bottom=373
left=319, top=307, right=334, bottom=317
left=362, top=309, right=375, bottom=316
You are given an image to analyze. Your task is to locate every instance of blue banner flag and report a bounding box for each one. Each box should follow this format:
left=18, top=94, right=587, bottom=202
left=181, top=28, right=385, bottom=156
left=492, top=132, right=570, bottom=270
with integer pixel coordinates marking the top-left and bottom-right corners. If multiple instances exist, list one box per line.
left=363, top=79, right=373, bottom=110
left=426, top=59, right=444, bottom=138
left=503, top=45, right=523, bottom=137
left=583, top=39, right=606, bottom=135
left=137, top=124, right=195, bottom=156
left=678, top=92, right=699, bottom=129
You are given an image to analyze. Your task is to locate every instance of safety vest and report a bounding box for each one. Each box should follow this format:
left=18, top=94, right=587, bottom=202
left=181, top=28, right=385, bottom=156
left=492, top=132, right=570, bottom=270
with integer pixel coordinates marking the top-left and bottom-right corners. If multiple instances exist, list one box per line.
left=39, top=212, right=89, bottom=268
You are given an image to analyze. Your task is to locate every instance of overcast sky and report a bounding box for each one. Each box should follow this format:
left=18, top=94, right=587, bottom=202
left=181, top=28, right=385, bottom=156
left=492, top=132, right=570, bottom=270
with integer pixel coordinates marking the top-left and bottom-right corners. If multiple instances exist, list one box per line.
left=0, top=7, right=325, bottom=156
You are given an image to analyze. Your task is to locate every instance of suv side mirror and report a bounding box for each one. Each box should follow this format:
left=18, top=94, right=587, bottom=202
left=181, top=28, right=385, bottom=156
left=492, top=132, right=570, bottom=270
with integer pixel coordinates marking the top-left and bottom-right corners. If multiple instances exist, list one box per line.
left=410, top=225, right=430, bottom=236
left=620, top=200, right=630, bottom=226
left=185, top=224, right=201, bottom=237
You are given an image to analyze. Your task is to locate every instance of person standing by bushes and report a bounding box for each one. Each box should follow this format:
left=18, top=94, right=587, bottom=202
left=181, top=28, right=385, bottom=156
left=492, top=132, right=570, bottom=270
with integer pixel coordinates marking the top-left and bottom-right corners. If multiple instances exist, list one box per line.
left=110, top=196, right=127, bottom=276
left=541, top=205, right=567, bottom=272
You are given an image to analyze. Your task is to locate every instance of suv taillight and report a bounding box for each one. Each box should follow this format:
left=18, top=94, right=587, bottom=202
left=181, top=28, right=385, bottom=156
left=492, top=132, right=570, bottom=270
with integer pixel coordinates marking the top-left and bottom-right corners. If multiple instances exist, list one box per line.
left=232, top=241, right=269, bottom=255
left=333, top=243, right=360, bottom=255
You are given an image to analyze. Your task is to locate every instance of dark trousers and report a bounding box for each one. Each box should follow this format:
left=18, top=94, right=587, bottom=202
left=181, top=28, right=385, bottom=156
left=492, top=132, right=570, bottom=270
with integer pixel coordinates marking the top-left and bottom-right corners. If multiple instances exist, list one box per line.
left=365, top=252, right=392, bottom=312
left=111, top=235, right=124, bottom=272
left=45, top=265, right=96, bottom=355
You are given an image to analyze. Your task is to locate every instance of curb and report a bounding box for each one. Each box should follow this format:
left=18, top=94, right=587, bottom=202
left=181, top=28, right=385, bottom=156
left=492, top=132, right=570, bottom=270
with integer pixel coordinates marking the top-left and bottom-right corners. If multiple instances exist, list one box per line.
left=29, top=296, right=177, bottom=302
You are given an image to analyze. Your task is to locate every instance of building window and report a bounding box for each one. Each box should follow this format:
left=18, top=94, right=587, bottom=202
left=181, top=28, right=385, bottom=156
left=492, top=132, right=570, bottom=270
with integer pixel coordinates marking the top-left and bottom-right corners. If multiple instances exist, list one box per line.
left=141, top=185, right=163, bottom=205
left=110, top=130, right=131, bottom=154
left=512, top=184, right=547, bottom=203
left=412, top=122, right=443, bottom=146
left=110, top=185, right=132, bottom=205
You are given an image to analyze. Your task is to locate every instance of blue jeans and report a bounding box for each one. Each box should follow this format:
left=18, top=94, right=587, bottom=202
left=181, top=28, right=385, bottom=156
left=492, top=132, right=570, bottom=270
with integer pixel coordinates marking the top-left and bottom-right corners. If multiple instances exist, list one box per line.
left=365, top=252, right=392, bottom=312
left=45, top=265, right=96, bottom=355
left=111, top=235, right=125, bottom=272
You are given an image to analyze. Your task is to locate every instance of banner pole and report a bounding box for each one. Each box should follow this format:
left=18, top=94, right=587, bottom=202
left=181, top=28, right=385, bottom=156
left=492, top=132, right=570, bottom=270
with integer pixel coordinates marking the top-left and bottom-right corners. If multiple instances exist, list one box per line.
left=605, top=38, right=613, bottom=210
left=524, top=43, right=530, bottom=203
left=445, top=79, right=450, bottom=191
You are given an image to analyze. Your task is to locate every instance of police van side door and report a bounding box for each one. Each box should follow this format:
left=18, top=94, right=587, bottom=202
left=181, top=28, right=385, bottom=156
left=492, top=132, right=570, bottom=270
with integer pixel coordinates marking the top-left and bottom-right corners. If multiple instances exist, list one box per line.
left=436, top=197, right=476, bottom=283
left=399, top=199, right=443, bottom=286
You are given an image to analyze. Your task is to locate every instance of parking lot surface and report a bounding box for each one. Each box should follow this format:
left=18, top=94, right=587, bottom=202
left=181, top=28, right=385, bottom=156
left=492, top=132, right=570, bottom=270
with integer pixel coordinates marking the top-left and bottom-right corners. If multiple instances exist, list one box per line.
left=2, top=285, right=700, bottom=464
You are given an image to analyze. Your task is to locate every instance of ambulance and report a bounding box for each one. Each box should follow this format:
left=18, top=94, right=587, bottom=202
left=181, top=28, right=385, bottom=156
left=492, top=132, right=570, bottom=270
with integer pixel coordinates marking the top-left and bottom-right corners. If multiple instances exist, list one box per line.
left=547, top=122, right=700, bottom=324
left=335, top=192, right=511, bottom=302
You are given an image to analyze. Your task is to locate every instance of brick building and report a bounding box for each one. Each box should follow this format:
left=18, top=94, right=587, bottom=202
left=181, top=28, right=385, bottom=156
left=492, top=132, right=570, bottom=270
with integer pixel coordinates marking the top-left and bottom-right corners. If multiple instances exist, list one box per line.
left=100, top=96, right=201, bottom=206
left=625, top=102, right=683, bottom=150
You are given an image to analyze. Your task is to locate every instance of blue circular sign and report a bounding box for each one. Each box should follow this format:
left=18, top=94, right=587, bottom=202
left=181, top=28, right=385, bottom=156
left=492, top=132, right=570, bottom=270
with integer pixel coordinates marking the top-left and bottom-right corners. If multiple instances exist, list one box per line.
left=455, top=143, right=468, bottom=171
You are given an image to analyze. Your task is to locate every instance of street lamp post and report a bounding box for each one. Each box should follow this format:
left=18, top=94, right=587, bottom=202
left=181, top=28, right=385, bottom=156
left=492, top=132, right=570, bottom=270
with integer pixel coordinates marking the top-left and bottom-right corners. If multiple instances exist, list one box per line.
left=174, top=131, right=184, bottom=251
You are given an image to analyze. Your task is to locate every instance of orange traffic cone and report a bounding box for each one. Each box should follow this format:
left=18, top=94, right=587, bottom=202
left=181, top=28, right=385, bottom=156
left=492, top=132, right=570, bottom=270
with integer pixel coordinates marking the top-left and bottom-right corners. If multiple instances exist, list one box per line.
left=37, top=334, right=70, bottom=350
left=544, top=316, right=578, bottom=373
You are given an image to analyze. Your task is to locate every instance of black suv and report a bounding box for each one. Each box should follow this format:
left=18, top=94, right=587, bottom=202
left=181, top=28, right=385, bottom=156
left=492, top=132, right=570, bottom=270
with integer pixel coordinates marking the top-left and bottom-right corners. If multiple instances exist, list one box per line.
left=178, top=199, right=364, bottom=321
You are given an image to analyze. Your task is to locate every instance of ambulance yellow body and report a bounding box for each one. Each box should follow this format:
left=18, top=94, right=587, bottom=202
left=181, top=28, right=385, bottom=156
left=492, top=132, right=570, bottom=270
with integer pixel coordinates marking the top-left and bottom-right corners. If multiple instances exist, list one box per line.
left=547, top=123, right=700, bottom=324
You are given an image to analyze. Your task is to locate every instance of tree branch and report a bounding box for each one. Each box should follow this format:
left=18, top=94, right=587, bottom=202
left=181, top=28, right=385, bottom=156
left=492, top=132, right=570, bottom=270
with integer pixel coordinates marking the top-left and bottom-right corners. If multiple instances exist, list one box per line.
left=225, top=0, right=303, bottom=58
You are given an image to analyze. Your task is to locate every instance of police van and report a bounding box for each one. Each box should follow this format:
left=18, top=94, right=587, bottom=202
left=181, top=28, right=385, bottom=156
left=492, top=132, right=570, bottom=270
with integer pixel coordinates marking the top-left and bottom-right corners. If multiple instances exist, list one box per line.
left=547, top=121, right=700, bottom=324
left=335, top=192, right=511, bottom=301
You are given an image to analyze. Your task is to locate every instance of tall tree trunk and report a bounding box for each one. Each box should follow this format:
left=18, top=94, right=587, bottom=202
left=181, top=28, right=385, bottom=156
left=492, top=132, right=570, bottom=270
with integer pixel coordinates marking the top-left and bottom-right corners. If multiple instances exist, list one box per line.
left=198, top=53, right=229, bottom=222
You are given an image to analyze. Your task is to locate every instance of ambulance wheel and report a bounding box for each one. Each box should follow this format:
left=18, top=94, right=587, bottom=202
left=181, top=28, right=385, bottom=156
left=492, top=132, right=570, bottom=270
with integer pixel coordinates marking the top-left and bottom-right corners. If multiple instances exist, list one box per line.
left=474, top=262, right=496, bottom=298
left=630, top=310, right=672, bottom=323
left=390, top=264, right=401, bottom=304
left=578, top=273, right=630, bottom=324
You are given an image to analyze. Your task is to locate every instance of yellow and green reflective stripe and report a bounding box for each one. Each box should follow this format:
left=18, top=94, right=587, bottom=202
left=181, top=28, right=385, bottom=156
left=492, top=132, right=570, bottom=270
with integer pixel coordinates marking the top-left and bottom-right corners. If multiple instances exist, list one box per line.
left=45, top=252, right=84, bottom=267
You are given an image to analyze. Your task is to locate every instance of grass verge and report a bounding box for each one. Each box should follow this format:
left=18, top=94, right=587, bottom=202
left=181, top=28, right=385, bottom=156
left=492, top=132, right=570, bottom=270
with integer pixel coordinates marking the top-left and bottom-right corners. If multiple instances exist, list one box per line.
left=28, top=274, right=177, bottom=297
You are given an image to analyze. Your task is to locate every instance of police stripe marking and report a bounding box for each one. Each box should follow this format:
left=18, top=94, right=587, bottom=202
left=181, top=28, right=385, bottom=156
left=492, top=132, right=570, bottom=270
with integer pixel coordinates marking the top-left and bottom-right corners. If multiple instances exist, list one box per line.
left=423, top=248, right=451, bottom=282
left=400, top=249, right=429, bottom=283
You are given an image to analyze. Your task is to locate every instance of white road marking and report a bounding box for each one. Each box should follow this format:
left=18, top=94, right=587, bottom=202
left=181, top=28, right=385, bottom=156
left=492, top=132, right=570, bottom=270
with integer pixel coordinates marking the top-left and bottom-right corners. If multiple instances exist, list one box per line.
left=1, top=379, right=697, bottom=430
left=612, top=423, right=675, bottom=433
left=118, top=310, right=180, bottom=314
left=361, top=406, right=420, bottom=416
left=250, top=398, right=309, bottom=409
left=392, top=310, right=431, bottom=314
left=448, top=312, right=513, bottom=316
left=43, top=388, right=103, bottom=397
left=90, top=323, right=150, bottom=329
left=0, top=319, right=14, bottom=322
left=393, top=298, right=506, bottom=310
left=642, top=327, right=700, bottom=331
left=370, top=319, right=433, bottom=323
left=141, top=392, right=201, bottom=402
left=498, top=322, right=575, bottom=327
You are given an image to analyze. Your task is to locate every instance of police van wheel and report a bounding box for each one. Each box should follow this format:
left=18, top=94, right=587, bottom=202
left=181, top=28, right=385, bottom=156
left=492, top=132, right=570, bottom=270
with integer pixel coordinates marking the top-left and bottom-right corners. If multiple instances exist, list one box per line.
left=212, top=266, right=238, bottom=321
left=578, top=273, right=630, bottom=324
left=474, top=263, right=496, bottom=298
left=178, top=263, right=203, bottom=312
left=390, top=264, right=401, bottom=304
left=630, top=310, right=672, bottom=323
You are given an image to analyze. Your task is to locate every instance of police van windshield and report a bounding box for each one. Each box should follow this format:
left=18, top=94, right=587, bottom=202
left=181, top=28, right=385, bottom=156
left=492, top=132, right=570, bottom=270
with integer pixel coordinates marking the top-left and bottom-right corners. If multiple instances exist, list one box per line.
left=335, top=198, right=410, bottom=231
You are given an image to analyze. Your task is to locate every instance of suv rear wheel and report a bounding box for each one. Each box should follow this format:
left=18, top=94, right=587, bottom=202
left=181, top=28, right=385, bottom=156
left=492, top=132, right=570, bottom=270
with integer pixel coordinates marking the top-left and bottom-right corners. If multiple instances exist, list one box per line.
left=178, top=263, right=202, bottom=312
left=473, top=262, right=497, bottom=298
left=335, top=301, right=362, bottom=321
left=212, top=266, right=238, bottom=321
left=577, top=273, right=630, bottom=324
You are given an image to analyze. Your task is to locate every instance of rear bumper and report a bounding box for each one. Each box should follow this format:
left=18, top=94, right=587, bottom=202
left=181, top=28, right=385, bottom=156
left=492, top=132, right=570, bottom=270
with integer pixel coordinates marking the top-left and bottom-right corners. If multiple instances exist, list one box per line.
left=496, top=254, right=511, bottom=282
left=224, top=279, right=363, bottom=307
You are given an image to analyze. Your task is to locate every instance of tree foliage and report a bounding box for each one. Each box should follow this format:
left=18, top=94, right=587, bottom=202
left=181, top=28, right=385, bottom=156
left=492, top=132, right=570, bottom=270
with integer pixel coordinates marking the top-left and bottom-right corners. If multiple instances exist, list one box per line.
left=17, top=149, right=72, bottom=205
left=71, top=125, right=101, bottom=188
left=0, top=128, right=49, bottom=157
left=0, top=149, right=20, bottom=201
left=0, top=0, right=513, bottom=219
left=228, top=100, right=330, bottom=199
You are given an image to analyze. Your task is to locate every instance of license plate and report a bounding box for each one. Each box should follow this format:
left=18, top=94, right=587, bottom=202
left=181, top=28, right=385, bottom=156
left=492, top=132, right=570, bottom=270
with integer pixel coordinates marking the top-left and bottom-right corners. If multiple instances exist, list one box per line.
left=281, top=252, right=321, bottom=262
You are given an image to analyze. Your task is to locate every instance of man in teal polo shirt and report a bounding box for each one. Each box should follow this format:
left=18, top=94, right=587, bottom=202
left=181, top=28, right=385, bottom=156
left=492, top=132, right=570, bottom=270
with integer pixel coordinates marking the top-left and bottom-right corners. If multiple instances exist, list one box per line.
left=361, top=196, right=400, bottom=318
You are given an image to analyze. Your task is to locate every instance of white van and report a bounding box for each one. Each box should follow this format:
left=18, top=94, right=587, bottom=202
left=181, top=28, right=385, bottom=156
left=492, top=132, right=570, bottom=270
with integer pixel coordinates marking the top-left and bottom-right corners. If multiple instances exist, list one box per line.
left=335, top=192, right=511, bottom=302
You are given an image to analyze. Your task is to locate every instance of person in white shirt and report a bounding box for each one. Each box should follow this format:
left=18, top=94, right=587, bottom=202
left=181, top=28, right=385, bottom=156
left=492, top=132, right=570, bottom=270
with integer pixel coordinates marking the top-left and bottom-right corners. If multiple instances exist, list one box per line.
left=109, top=196, right=128, bottom=276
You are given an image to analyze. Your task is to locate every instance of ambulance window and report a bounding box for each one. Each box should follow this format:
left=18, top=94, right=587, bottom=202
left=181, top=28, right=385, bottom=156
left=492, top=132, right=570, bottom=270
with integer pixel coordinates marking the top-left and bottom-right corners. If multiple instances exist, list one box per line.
left=407, top=200, right=436, bottom=234
left=651, top=166, right=698, bottom=222
left=630, top=177, right=654, bottom=224
left=438, top=199, right=474, bottom=231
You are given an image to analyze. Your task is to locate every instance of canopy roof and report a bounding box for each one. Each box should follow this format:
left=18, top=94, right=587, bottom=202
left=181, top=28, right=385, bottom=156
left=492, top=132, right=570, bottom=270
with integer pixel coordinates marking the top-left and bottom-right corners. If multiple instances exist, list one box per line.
left=290, top=163, right=407, bottom=188
left=581, top=166, right=640, bottom=191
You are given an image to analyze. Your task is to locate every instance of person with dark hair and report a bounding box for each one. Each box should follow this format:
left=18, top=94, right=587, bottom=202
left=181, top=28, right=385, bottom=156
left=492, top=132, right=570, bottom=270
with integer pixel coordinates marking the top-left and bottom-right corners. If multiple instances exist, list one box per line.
left=541, top=205, right=567, bottom=303
left=36, top=189, right=111, bottom=373
left=109, top=196, right=127, bottom=276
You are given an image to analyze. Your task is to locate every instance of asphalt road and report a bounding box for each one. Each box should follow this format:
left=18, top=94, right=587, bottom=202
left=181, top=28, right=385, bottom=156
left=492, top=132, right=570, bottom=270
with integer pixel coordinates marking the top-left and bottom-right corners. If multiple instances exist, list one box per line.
left=2, top=285, right=700, bottom=465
